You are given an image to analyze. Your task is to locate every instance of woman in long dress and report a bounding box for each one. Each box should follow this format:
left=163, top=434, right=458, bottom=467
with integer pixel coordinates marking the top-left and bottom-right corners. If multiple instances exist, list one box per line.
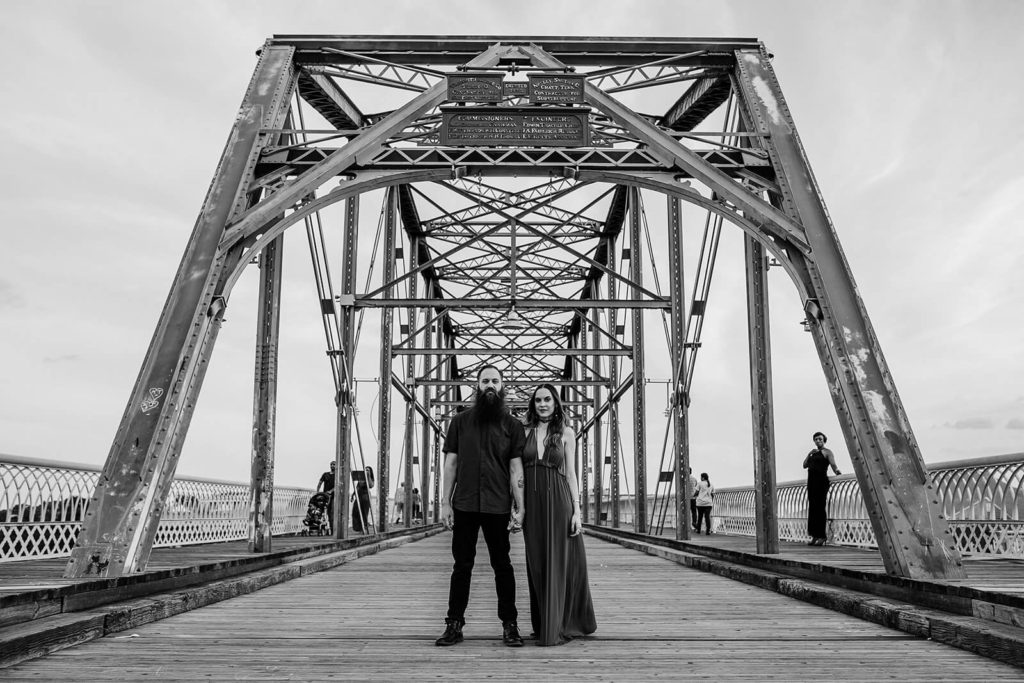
left=522, top=384, right=597, bottom=646
left=351, top=466, right=374, bottom=533
left=803, top=432, right=841, bottom=546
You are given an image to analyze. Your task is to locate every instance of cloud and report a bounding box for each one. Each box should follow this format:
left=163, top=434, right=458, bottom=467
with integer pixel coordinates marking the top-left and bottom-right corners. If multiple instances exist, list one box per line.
left=1006, top=418, right=1024, bottom=430
left=946, top=417, right=994, bottom=430
left=43, top=354, right=81, bottom=364
left=0, top=279, right=24, bottom=309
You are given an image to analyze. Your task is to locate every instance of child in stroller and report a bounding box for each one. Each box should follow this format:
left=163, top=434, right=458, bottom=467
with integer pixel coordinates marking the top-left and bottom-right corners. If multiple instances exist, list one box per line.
left=302, top=491, right=332, bottom=536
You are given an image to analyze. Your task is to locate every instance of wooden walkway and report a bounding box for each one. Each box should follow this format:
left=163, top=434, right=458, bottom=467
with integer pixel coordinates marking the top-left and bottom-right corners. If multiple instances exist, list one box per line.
left=3, top=533, right=1022, bottom=680
left=674, top=531, right=1024, bottom=596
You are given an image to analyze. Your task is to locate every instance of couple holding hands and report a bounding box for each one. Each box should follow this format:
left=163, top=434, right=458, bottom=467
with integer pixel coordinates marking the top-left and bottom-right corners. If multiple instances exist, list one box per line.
left=435, top=365, right=597, bottom=648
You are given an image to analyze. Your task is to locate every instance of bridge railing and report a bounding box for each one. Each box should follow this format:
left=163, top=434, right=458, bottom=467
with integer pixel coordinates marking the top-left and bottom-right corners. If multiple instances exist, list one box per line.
left=714, top=452, right=1024, bottom=557
left=0, top=454, right=314, bottom=562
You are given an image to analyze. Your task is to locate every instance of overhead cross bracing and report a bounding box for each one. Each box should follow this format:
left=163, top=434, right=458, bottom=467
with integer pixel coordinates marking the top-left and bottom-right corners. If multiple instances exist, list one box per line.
left=65, top=36, right=965, bottom=585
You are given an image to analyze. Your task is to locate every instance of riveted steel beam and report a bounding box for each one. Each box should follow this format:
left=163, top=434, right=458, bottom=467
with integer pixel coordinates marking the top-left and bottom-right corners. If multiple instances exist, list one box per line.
left=744, top=235, right=778, bottom=554
left=271, top=35, right=760, bottom=67
left=732, top=47, right=963, bottom=579
left=628, top=188, right=648, bottom=533
left=667, top=196, right=691, bottom=541
left=220, top=43, right=512, bottom=251
left=377, top=188, right=398, bottom=533
left=248, top=235, right=284, bottom=553
left=661, top=74, right=732, bottom=131
left=297, top=69, right=364, bottom=130
left=64, top=44, right=298, bottom=578
left=334, top=196, right=359, bottom=539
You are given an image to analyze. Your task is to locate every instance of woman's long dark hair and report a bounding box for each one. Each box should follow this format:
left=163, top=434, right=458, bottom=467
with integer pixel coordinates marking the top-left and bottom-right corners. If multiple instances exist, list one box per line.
left=525, top=383, right=565, bottom=449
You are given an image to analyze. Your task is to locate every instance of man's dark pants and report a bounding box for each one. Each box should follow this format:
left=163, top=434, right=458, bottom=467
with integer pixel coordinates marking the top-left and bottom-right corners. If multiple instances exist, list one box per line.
left=690, top=499, right=698, bottom=531
left=447, top=508, right=517, bottom=624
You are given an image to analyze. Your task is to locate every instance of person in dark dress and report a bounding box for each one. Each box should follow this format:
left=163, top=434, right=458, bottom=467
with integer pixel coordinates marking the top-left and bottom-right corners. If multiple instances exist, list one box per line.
left=351, top=466, right=374, bottom=533
left=522, top=384, right=597, bottom=646
left=803, top=431, right=841, bottom=546
left=435, top=365, right=527, bottom=648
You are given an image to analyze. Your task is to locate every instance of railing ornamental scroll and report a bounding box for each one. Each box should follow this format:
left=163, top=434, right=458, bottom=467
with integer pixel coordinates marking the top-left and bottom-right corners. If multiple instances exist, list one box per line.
left=713, top=452, right=1024, bottom=557
left=0, top=454, right=313, bottom=562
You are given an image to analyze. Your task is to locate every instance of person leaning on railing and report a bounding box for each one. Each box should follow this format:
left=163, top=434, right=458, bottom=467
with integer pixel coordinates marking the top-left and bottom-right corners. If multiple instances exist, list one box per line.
left=803, top=431, right=841, bottom=546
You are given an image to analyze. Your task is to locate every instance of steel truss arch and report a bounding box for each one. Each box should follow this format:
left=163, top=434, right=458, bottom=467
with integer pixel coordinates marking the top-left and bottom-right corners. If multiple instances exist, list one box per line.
left=65, top=34, right=964, bottom=583
left=576, top=170, right=812, bottom=304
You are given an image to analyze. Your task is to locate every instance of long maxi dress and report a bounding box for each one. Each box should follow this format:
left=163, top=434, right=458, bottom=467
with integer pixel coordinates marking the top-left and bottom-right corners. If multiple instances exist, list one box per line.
left=522, top=428, right=597, bottom=646
left=805, top=449, right=831, bottom=540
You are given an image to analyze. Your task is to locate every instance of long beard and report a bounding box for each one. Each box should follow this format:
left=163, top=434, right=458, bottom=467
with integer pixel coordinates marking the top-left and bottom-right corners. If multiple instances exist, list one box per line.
left=474, top=387, right=507, bottom=424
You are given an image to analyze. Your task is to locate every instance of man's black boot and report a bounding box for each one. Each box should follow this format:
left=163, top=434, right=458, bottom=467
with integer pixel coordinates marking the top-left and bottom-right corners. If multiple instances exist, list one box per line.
left=502, top=621, right=524, bottom=647
left=435, top=618, right=464, bottom=646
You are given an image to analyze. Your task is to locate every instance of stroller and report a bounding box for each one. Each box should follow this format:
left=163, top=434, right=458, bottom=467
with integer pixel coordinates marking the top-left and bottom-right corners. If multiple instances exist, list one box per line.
left=302, top=492, right=332, bottom=536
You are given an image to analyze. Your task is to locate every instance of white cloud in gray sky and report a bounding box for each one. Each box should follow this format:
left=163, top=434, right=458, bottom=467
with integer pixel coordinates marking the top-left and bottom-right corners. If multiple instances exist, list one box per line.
left=946, top=418, right=994, bottom=430
left=1, top=0, right=1022, bottom=491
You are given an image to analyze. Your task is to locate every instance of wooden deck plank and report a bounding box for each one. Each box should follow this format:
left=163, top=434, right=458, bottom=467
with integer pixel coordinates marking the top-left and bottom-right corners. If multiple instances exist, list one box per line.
left=2, top=534, right=1021, bottom=680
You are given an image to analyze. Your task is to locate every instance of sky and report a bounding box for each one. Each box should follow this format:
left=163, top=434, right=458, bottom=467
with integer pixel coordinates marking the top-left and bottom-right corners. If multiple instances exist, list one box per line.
left=1, top=0, right=1022, bottom=494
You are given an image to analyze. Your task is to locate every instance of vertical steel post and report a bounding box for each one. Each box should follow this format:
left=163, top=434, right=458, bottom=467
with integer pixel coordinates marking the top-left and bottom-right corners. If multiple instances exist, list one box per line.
left=666, top=196, right=691, bottom=541
left=591, top=316, right=604, bottom=526
left=64, top=44, right=296, bottom=577
left=402, top=204, right=418, bottom=528
left=420, top=390, right=432, bottom=525
left=377, top=187, right=398, bottom=532
left=744, top=236, right=779, bottom=554
left=335, top=197, right=360, bottom=539
left=607, top=280, right=621, bottom=528
left=431, top=321, right=446, bottom=522
left=579, top=323, right=590, bottom=524
left=733, top=46, right=964, bottom=578
left=248, top=235, right=284, bottom=553
left=628, top=188, right=648, bottom=533
left=419, top=299, right=434, bottom=525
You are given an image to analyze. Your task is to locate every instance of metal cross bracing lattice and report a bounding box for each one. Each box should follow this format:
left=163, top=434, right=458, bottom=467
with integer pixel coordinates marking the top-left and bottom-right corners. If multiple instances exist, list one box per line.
left=66, top=36, right=965, bottom=583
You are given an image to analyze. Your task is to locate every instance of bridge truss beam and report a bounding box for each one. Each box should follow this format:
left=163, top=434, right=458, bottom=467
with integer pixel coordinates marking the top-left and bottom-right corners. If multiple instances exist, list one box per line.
left=67, top=36, right=963, bottom=581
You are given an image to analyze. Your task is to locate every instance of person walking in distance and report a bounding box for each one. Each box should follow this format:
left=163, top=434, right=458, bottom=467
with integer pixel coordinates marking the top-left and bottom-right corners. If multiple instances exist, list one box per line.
left=435, top=365, right=527, bottom=647
left=803, top=431, right=841, bottom=546
left=694, top=472, right=715, bottom=535
left=393, top=481, right=406, bottom=524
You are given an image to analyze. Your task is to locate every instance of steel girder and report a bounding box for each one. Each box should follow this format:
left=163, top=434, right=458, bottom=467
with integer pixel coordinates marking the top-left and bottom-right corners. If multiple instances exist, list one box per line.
left=64, top=44, right=298, bottom=578
left=249, top=235, right=284, bottom=553
left=731, top=48, right=964, bottom=578
left=71, top=36, right=959, bottom=581
left=744, top=236, right=779, bottom=554
left=666, top=196, right=692, bottom=541
left=628, top=188, right=648, bottom=532
left=334, top=197, right=359, bottom=539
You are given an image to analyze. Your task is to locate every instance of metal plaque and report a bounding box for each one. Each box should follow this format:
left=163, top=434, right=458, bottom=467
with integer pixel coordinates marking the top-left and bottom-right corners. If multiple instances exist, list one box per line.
left=503, top=81, right=529, bottom=97
left=440, top=106, right=590, bottom=147
left=528, top=73, right=586, bottom=104
left=446, top=73, right=504, bottom=102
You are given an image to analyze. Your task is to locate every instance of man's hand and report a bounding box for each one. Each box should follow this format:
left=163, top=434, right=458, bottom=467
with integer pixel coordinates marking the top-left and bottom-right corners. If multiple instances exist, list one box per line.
left=509, top=506, right=524, bottom=533
left=569, top=512, right=582, bottom=537
left=440, top=501, right=454, bottom=531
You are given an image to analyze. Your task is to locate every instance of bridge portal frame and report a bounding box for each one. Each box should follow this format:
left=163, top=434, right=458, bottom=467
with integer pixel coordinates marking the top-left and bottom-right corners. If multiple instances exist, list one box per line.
left=64, top=36, right=964, bottom=581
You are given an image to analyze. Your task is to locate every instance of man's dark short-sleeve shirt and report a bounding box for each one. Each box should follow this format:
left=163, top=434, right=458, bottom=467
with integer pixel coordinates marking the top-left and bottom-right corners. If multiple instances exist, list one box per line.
left=443, top=408, right=525, bottom=514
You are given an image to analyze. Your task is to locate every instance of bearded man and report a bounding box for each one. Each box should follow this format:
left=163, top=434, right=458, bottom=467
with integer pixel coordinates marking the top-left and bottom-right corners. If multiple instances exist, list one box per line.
left=435, top=364, right=526, bottom=647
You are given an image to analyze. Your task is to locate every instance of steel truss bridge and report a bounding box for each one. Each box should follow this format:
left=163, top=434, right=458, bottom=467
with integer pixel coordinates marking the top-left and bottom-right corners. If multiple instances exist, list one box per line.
left=64, top=36, right=965, bottom=583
